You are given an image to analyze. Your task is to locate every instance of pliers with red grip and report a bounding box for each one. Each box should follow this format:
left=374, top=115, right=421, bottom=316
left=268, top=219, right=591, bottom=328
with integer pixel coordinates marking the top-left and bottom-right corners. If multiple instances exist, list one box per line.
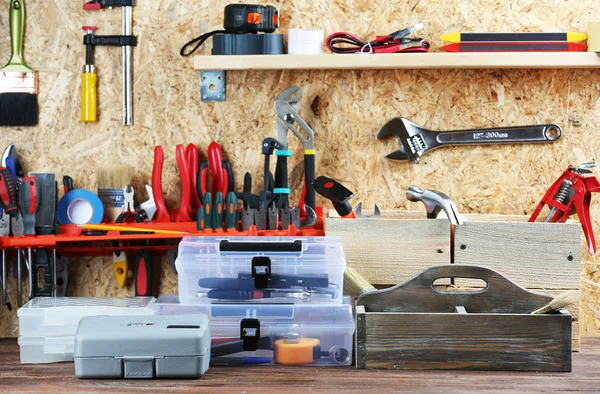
left=152, top=144, right=196, bottom=223
left=198, top=142, right=234, bottom=204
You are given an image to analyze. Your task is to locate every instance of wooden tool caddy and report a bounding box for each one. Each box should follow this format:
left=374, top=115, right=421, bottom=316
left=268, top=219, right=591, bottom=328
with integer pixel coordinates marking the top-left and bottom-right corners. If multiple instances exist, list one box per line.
left=327, top=211, right=582, bottom=350
left=356, top=265, right=572, bottom=371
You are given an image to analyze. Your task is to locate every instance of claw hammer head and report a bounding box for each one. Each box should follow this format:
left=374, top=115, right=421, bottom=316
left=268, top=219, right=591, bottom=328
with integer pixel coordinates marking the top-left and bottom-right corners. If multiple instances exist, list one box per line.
left=406, top=185, right=464, bottom=225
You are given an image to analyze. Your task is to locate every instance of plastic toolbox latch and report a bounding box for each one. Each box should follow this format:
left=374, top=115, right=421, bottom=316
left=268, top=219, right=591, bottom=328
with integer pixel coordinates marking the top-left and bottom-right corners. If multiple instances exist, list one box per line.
left=252, top=257, right=271, bottom=289
left=240, top=318, right=261, bottom=351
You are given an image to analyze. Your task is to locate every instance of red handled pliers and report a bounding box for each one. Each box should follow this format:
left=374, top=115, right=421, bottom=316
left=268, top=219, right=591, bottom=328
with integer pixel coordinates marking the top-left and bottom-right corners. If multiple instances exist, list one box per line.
left=198, top=142, right=234, bottom=203
left=152, top=144, right=197, bottom=223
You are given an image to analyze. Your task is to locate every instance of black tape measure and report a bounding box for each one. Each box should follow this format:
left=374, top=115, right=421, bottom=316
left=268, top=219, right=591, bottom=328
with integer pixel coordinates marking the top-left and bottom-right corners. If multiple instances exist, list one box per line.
left=181, top=4, right=280, bottom=56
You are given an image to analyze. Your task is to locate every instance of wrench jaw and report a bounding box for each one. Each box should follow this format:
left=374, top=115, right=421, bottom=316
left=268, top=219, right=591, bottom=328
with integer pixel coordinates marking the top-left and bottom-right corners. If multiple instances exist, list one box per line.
left=354, top=202, right=382, bottom=218
left=274, top=87, right=302, bottom=146
left=377, top=118, right=427, bottom=163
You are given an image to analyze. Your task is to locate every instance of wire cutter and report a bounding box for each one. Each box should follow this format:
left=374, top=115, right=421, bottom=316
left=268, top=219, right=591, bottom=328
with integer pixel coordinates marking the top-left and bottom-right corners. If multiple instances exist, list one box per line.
left=274, top=87, right=316, bottom=215
left=116, top=185, right=143, bottom=223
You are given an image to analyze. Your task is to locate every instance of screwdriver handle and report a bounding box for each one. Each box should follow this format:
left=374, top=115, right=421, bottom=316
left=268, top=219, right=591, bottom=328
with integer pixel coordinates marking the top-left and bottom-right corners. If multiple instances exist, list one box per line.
left=19, top=176, right=40, bottom=235
left=0, top=168, right=18, bottom=213
left=212, top=192, right=224, bottom=230
left=81, top=72, right=97, bottom=122
left=203, top=192, right=212, bottom=230
left=32, top=249, right=52, bottom=297
left=134, top=249, right=153, bottom=296
left=225, top=191, right=237, bottom=230
left=63, top=175, right=74, bottom=194
left=196, top=206, right=205, bottom=231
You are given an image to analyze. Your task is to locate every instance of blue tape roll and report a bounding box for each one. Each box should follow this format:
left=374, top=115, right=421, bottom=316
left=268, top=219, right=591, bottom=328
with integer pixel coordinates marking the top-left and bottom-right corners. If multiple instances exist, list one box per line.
left=273, top=188, right=291, bottom=194
left=58, top=189, right=104, bottom=225
left=275, top=150, right=292, bottom=157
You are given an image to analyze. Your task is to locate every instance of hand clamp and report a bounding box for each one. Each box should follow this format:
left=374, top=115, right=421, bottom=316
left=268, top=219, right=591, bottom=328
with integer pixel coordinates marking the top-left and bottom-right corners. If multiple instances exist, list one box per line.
left=82, top=0, right=136, bottom=125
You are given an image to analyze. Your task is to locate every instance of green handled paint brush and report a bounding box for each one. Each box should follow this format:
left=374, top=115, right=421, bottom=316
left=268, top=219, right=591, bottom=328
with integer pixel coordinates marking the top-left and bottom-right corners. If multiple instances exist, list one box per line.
left=0, top=0, right=38, bottom=126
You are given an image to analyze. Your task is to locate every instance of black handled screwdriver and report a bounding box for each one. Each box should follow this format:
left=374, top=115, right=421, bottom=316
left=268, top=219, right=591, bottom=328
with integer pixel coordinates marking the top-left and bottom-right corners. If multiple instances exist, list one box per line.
left=19, top=176, right=41, bottom=301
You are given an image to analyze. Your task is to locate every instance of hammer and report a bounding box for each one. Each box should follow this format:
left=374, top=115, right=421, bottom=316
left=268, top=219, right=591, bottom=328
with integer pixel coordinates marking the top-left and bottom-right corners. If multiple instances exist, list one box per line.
left=406, top=186, right=464, bottom=225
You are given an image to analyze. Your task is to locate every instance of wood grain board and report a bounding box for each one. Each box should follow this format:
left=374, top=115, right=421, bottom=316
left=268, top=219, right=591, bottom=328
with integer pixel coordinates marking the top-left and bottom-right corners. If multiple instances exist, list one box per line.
left=356, top=309, right=572, bottom=371
left=454, top=221, right=582, bottom=288
left=326, top=218, right=451, bottom=285
left=0, top=338, right=599, bottom=393
left=194, top=53, right=600, bottom=71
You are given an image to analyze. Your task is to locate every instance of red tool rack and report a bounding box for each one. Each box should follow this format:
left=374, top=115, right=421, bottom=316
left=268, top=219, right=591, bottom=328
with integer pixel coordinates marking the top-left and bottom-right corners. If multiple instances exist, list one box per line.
left=0, top=207, right=326, bottom=257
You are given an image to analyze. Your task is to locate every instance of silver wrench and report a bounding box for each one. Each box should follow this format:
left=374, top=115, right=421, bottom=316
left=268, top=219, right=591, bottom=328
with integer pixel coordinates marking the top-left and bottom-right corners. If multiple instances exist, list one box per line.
left=377, top=118, right=562, bottom=163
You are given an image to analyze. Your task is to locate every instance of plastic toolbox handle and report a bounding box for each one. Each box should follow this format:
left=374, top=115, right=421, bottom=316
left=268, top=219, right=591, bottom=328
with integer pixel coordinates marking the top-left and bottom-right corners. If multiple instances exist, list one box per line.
left=219, top=240, right=302, bottom=253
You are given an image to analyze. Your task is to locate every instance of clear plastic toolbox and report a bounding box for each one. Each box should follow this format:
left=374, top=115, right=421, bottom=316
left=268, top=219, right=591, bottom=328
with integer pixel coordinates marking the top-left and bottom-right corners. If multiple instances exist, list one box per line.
left=18, top=336, right=75, bottom=364
left=152, top=294, right=355, bottom=366
left=176, top=236, right=346, bottom=304
left=18, top=297, right=156, bottom=337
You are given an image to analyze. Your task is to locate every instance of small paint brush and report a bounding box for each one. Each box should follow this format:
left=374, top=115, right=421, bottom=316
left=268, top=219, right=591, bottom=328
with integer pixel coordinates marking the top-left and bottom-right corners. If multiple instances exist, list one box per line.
left=0, top=0, right=38, bottom=126
left=344, top=267, right=376, bottom=298
left=531, top=290, right=580, bottom=314
left=97, top=165, right=134, bottom=288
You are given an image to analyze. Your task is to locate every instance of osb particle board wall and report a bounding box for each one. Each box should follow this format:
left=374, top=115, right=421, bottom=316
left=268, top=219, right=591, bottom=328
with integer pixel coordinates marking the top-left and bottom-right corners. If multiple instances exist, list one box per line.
left=0, top=0, right=599, bottom=338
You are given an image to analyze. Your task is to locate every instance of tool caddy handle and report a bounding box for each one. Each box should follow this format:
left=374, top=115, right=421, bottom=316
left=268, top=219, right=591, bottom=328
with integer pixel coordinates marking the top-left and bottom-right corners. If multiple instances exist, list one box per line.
left=356, top=265, right=553, bottom=314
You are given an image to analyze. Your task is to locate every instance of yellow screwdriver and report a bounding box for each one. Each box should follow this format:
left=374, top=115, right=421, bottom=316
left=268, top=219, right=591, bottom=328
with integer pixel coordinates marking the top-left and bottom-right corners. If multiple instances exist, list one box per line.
left=81, top=25, right=97, bottom=122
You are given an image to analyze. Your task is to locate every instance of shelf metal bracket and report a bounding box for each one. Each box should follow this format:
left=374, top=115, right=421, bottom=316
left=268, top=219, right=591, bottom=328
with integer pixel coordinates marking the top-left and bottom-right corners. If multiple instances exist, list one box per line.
left=200, top=71, right=226, bottom=102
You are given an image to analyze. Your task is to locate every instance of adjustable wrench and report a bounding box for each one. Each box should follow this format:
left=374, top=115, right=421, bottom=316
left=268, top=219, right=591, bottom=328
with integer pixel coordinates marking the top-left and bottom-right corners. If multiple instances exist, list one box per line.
left=377, top=118, right=562, bottom=163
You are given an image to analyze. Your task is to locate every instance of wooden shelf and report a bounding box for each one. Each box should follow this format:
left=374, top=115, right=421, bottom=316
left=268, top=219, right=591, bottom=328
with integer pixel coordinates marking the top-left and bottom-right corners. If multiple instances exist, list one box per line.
left=194, top=52, right=600, bottom=71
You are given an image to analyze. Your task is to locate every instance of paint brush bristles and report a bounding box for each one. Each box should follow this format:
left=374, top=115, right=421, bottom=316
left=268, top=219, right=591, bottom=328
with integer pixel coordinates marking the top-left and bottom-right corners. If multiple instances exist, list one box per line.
left=0, top=0, right=38, bottom=126
left=531, top=290, right=580, bottom=314
left=344, top=267, right=376, bottom=297
left=97, top=166, right=134, bottom=190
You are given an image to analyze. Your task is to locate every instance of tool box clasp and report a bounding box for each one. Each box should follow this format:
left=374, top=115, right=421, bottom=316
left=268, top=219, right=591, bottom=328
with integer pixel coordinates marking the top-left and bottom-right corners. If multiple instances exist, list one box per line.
left=240, top=318, right=261, bottom=351
left=251, top=256, right=271, bottom=289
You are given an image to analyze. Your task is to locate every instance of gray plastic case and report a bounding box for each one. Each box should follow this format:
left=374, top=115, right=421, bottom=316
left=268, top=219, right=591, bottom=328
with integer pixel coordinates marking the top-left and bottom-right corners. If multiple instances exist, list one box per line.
left=74, top=315, right=210, bottom=379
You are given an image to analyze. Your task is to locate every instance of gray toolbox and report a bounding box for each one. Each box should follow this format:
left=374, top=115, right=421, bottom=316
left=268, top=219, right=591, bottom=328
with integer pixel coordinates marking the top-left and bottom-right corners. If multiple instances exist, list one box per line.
left=74, top=315, right=210, bottom=379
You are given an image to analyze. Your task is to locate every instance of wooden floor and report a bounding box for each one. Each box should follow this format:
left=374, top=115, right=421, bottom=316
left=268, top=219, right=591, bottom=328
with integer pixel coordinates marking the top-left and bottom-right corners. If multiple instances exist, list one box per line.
left=1, top=338, right=599, bottom=393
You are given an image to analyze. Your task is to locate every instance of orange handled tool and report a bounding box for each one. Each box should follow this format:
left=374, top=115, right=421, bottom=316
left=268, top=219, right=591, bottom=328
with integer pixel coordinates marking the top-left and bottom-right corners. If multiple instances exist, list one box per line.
left=172, top=144, right=192, bottom=222
left=208, top=142, right=224, bottom=196
left=152, top=146, right=171, bottom=222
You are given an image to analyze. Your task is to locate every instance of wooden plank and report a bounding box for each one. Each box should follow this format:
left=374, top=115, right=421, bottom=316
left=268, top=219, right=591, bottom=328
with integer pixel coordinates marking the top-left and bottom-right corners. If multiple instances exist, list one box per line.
left=193, top=53, right=600, bottom=71
left=454, top=221, right=581, bottom=289
left=358, top=311, right=571, bottom=371
left=326, top=217, right=450, bottom=286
